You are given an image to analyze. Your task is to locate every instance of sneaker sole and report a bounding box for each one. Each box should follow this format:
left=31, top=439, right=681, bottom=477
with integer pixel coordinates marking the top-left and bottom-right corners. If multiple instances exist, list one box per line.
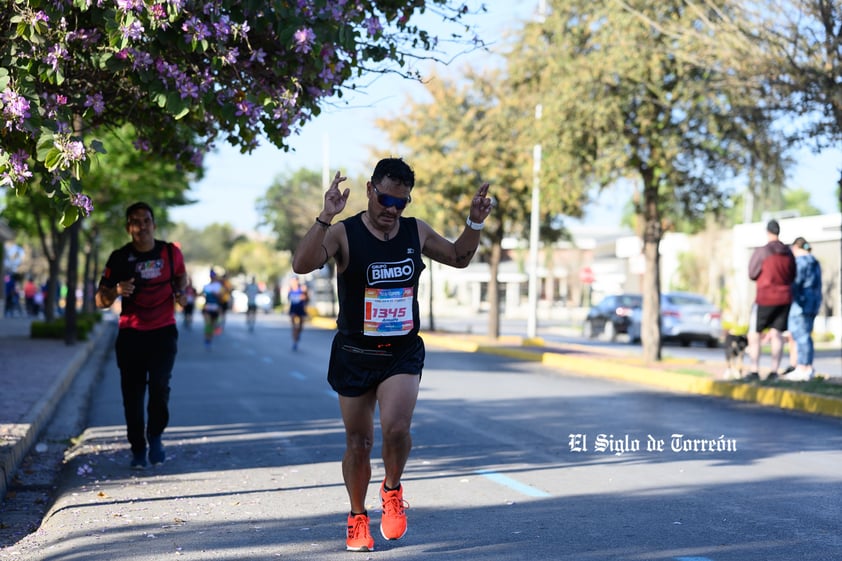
left=380, top=524, right=407, bottom=541
left=346, top=545, right=374, bottom=552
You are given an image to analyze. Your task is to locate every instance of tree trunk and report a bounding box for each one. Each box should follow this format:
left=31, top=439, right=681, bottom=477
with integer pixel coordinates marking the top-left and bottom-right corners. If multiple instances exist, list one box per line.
left=487, top=241, right=502, bottom=339
left=82, top=230, right=94, bottom=314
left=64, top=220, right=80, bottom=345
left=641, top=177, right=663, bottom=363
left=44, top=261, right=59, bottom=322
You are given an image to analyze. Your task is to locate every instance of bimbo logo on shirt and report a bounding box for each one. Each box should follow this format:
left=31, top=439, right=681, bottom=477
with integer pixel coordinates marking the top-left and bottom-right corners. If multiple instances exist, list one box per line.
left=367, top=258, right=414, bottom=285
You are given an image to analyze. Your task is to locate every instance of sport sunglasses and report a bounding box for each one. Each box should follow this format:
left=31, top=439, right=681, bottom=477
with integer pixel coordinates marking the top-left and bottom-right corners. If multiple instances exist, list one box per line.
left=372, top=185, right=411, bottom=210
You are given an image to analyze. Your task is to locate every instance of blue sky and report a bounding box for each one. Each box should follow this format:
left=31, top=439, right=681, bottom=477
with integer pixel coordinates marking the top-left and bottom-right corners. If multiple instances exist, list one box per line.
left=169, top=2, right=840, bottom=232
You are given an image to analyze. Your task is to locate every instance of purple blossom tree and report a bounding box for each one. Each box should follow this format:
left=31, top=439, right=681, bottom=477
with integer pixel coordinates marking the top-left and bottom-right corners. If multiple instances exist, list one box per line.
left=1, top=0, right=483, bottom=224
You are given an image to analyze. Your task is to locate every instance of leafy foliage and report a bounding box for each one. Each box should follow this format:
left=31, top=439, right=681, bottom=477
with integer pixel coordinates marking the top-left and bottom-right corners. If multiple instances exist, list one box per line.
left=168, top=221, right=245, bottom=267
left=1, top=0, right=483, bottom=221
left=256, top=166, right=369, bottom=251
left=257, top=168, right=330, bottom=252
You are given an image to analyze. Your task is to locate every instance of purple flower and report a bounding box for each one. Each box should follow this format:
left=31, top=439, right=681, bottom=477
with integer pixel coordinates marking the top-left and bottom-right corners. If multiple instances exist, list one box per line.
left=320, top=43, right=335, bottom=62
left=70, top=193, right=94, bottom=217
left=319, top=67, right=335, bottom=83
left=84, top=92, right=105, bottom=115
left=116, top=0, right=144, bottom=12
left=45, top=43, right=68, bottom=72
left=213, top=15, right=232, bottom=39
left=223, top=47, right=239, bottom=65
left=364, top=16, right=382, bottom=36
left=130, top=49, right=153, bottom=70
left=182, top=17, right=211, bottom=43
left=293, top=27, right=316, bottom=54
left=250, top=48, right=266, bottom=65
left=121, top=20, right=145, bottom=41
left=234, top=98, right=256, bottom=118
left=189, top=150, right=203, bottom=168
left=0, top=150, right=33, bottom=186
left=149, top=4, right=165, bottom=19
left=56, top=136, right=86, bottom=164
left=177, top=78, right=199, bottom=99
left=133, top=138, right=151, bottom=151
left=1, top=89, right=31, bottom=131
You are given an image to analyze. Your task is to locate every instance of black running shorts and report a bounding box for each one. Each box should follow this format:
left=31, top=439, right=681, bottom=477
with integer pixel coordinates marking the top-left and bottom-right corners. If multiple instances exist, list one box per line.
left=327, top=333, right=425, bottom=397
left=750, top=303, right=790, bottom=333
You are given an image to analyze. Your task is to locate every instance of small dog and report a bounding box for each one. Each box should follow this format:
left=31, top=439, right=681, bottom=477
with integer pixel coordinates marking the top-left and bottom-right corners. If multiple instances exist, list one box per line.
left=723, top=333, right=749, bottom=379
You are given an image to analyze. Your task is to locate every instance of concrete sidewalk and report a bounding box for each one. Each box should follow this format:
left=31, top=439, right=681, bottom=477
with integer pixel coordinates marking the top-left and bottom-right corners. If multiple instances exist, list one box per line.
left=0, top=315, right=116, bottom=502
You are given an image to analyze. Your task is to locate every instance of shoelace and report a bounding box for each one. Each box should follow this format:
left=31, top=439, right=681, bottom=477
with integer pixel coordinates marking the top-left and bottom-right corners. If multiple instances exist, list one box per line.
left=382, top=491, right=410, bottom=516
left=349, top=516, right=370, bottom=538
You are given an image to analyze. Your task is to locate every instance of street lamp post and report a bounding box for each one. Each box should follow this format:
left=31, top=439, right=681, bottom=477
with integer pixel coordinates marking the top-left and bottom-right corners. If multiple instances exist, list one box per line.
left=527, top=104, right=542, bottom=339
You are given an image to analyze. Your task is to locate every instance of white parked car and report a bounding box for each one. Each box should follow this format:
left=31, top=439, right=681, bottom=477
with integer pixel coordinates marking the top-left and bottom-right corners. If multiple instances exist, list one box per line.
left=629, top=292, right=722, bottom=347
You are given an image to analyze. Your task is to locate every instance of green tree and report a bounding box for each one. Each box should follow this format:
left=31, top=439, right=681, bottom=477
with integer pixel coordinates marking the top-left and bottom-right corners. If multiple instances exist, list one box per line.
left=2, top=190, right=69, bottom=321
left=376, top=68, right=577, bottom=337
left=225, top=239, right=290, bottom=289
left=783, top=187, right=823, bottom=217
left=169, top=222, right=245, bottom=269
left=508, top=0, right=787, bottom=362
left=257, top=168, right=327, bottom=252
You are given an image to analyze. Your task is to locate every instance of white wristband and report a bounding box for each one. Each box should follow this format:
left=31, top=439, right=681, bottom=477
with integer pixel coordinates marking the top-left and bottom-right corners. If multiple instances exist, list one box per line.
left=466, top=217, right=484, bottom=230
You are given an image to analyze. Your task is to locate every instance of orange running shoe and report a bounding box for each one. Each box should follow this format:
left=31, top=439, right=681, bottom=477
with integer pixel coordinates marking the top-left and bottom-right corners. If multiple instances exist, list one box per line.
left=346, top=513, right=374, bottom=552
left=379, top=480, right=409, bottom=540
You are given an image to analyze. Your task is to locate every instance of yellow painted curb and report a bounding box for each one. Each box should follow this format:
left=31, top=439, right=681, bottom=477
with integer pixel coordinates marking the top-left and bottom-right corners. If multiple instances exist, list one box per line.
left=308, top=319, right=842, bottom=419
left=423, top=331, right=842, bottom=420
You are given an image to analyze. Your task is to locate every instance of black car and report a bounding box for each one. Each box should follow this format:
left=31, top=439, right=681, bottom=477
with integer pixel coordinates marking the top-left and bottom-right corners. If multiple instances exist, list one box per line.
left=583, top=293, right=643, bottom=341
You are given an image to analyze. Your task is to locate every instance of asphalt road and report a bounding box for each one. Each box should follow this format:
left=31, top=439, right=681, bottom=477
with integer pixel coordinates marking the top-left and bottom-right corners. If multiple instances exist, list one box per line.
left=3, top=314, right=841, bottom=560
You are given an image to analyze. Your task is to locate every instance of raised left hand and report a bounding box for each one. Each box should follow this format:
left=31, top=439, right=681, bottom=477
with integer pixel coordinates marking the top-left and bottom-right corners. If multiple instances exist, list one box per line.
left=469, top=182, right=493, bottom=223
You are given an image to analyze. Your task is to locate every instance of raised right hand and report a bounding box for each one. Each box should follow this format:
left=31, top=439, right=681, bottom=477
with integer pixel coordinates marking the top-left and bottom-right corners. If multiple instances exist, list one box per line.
left=322, top=171, right=349, bottom=219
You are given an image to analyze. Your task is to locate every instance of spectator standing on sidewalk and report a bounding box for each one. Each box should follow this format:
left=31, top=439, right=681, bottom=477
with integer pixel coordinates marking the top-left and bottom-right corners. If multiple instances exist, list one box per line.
left=746, top=219, right=796, bottom=380
left=783, top=237, right=823, bottom=380
left=96, top=202, right=188, bottom=469
left=4, top=274, right=22, bottom=317
left=292, top=157, right=493, bottom=552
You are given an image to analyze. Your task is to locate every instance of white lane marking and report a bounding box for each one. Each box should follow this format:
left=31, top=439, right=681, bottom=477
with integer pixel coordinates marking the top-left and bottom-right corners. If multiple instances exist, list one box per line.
left=474, top=469, right=551, bottom=498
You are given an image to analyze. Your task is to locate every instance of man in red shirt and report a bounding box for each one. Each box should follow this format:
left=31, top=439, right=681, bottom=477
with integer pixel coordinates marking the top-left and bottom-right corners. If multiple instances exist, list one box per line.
left=96, top=202, right=188, bottom=469
left=746, top=219, right=796, bottom=380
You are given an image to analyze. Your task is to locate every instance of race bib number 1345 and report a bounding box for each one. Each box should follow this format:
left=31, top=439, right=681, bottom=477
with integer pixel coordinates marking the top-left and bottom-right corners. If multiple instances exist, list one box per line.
left=363, top=287, right=414, bottom=336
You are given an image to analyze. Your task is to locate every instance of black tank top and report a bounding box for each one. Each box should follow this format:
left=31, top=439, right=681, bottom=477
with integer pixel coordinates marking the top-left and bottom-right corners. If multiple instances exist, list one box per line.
left=337, top=212, right=426, bottom=346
